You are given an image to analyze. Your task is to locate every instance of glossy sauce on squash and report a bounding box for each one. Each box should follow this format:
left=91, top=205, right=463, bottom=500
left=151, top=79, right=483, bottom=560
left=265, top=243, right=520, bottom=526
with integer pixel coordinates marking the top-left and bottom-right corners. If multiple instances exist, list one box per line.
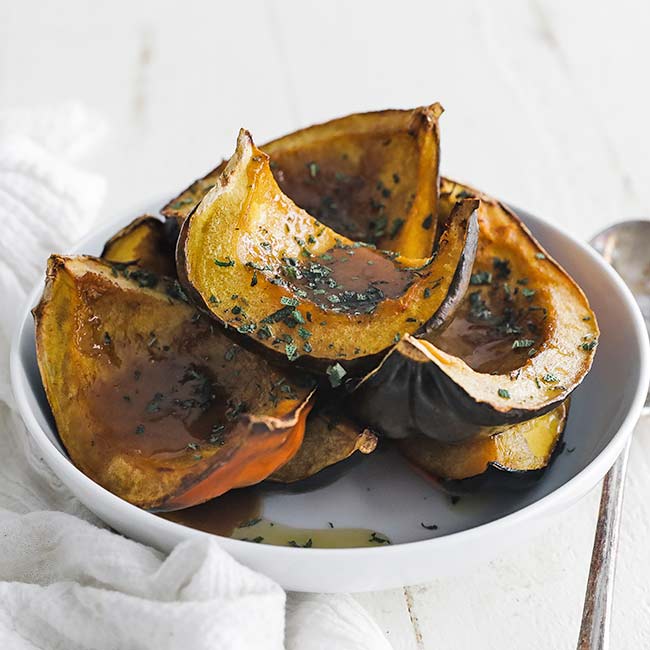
left=286, top=244, right=414, bottom=315
left=427, top=258, right=550, bottom=374
left=87, top=358, right=232, bottom=460
left=72, top=276, right=308, bottom=465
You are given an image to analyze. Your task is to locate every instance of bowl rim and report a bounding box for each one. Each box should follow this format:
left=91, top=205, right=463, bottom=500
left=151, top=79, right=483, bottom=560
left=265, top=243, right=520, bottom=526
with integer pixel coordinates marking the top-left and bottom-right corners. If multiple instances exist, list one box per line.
left=10, top=206, right=650, bottom=562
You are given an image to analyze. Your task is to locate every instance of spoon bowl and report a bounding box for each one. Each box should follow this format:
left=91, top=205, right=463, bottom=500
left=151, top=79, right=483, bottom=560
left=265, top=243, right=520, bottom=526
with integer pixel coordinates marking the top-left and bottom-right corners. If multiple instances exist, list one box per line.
left=590, top=220, right=650, bottom=412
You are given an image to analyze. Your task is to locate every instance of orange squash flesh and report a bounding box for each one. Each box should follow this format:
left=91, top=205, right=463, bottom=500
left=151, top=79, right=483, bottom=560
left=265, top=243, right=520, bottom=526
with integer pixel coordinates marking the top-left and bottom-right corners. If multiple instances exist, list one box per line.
left=399, top=400, right=568, bottom=481
left=177, top=130, right=478, bottom=370
left=99, top=218, right=380, bottom=487
left=352, top=180, right=598, bottom=442
left=162, top=104, right=444, bottom=258
left=33, top=255, right=315, bottom=511
left=101, top=215, right=177, bottom=278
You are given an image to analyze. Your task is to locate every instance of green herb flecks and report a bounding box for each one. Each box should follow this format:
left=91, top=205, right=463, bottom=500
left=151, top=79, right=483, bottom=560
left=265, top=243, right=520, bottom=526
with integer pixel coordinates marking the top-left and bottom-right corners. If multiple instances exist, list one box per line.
left=512, top=339, right=535, bottom=349
left=326, top=363, right=347, bottom=388
left=208, top=425, right=226, bottom=445
left=498, top=388, right=511, bottom=399
left=492, top=257, right=511, bottom=279
left=214, top=257, right=235, bottom=267
left=288, top=538, right=313, bottom=548
left=307, top=161, right=319, bottom=178
left=127, top=268, right=158, bottom=289
left=469, top=291, right=492, bottom=320
left=285, top=342, right=298, bottom=361
left=239, top=517, right=262, bottom=528
left=389, top=218, right=405, bottom=239
left=166, top=280, right=190, bottom=303
left=146, top=392, right=164, bottom=413
left=257, top=325, right=272, bottom=340
left=470, top=271, right=492, bottom=285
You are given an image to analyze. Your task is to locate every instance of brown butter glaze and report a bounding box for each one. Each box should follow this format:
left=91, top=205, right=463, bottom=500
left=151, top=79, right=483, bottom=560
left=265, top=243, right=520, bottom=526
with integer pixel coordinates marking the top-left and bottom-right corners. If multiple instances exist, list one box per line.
left=287, top=245, right=414, bottom=315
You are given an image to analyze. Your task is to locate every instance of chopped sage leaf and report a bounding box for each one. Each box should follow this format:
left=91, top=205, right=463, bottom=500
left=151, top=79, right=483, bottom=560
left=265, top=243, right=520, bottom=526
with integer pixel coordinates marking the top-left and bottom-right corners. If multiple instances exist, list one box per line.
left=326, top=363, right=347, bottom=388
left=470, top=271, right=492, bottom=285
left=512, top=338, right=535, bottom=349
left=239, top=517, right=262, bottom=528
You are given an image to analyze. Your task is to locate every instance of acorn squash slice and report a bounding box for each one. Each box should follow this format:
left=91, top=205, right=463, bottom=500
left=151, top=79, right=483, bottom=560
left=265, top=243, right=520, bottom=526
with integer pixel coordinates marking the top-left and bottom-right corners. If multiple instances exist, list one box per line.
left=33, top=255, right=315, bottom=511
left=268, top=411, right=377, bottom=483
left=100, top=219, right=377, bottom=487
left=177, top=130, right=478, bottom=371
left=352, top=181, right=598, bottom=443
left=399, top=400, right=568, bottom=491
left=101, top=215, right=177, bottom=278
left=163, top=104, right=444, bottom=258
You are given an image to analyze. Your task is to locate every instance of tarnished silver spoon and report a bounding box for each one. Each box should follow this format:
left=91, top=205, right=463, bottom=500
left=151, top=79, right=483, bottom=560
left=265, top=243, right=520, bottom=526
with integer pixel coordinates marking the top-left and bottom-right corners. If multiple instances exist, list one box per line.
left=577, top=221, right=650, bottom=650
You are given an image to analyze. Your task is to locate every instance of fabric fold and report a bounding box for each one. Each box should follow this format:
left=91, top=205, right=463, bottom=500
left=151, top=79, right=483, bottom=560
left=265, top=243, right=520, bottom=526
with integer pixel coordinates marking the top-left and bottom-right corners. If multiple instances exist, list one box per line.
left=0, top=103, right=391, bottom=650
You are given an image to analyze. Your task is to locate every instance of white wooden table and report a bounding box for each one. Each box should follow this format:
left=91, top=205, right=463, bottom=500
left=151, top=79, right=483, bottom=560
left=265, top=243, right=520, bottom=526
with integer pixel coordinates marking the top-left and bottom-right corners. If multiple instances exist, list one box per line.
left=2, top=1, right=649, bottom=647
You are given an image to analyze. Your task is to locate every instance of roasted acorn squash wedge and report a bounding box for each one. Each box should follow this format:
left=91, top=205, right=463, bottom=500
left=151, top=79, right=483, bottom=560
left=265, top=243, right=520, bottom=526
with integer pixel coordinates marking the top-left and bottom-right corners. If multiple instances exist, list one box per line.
left=352, top=181, right=598, bottom=443
left=33, top=255, right=315, bottom=511
left=163, top=104, right=443, bottom=258
left=399, top=400, right=568, bottom=490
left=101, top=220, right=375, bottom=487
left=268, top=412, right=377, bottom=483
left=101, top=215, right=177, bottom=278
left=177, top=130, right=478, bottom=371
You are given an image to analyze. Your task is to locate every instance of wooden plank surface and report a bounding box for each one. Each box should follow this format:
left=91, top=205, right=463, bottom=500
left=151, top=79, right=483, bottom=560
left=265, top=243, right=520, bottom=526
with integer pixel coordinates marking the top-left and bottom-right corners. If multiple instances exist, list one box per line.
left=2, top=1, right=649, bottom=647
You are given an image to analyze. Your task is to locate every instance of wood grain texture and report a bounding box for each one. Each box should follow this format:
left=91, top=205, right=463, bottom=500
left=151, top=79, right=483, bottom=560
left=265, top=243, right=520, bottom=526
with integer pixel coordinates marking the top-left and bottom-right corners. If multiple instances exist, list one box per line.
left=1, top=1, right=649, bottom=648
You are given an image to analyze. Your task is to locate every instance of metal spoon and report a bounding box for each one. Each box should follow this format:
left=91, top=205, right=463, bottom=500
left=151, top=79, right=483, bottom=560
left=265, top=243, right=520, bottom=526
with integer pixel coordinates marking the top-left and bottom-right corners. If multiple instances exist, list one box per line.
left=577, top=221, right=650, bottom=650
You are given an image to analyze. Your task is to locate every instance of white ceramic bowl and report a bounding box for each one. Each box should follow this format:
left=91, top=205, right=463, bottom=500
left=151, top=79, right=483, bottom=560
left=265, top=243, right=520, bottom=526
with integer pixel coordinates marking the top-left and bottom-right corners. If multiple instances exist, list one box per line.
left=10, top=206, right=650, bottom=593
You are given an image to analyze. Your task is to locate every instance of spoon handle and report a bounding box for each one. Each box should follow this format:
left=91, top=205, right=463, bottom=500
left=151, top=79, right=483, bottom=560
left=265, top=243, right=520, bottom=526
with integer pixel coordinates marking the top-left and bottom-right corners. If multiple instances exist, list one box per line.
left=577, top=437, right=631, bottom=650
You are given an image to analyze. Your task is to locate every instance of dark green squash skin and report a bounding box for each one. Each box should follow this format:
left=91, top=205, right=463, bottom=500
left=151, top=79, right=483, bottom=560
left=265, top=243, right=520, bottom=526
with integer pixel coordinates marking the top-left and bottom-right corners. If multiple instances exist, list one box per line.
left=262, top=453, right=365, bottom=493
left=351, top=340, right=560, bottom=443
left=420, top=202, right=479, bottom=333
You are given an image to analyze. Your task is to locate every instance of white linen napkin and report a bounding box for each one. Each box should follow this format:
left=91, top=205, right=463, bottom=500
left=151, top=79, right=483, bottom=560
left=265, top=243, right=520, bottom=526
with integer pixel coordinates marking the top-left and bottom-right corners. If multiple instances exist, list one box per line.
left=0, top=104, right=391, bottom=650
